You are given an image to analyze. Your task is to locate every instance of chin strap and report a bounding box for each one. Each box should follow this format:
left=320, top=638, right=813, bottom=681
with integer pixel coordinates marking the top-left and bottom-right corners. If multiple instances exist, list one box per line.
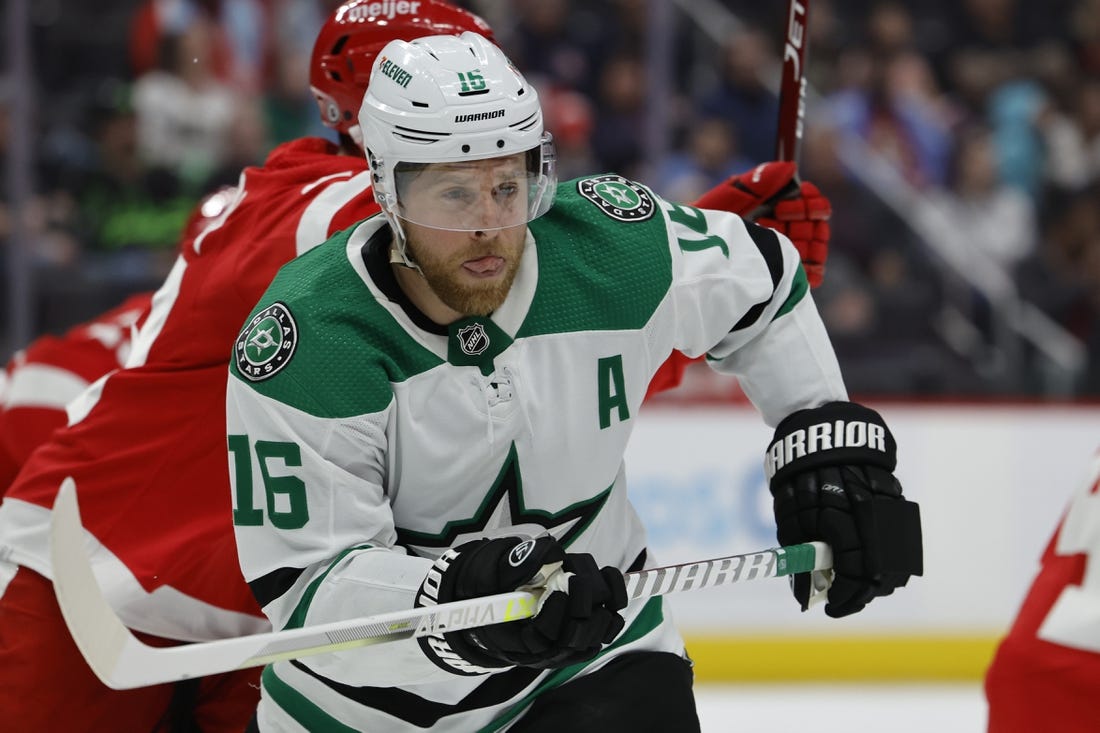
left=388, top=242, right=418, bottom=270
left=382, top=214, right=421, bottom=272
left=369, top=146, right=420, bottom=272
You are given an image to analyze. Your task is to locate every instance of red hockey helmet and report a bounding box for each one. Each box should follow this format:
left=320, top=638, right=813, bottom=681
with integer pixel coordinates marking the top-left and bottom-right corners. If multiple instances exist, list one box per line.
left=310, top=0, right=494, bottom=142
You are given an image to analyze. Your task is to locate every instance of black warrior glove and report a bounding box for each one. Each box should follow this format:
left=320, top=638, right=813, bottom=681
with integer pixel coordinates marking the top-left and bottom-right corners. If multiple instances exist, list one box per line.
left=766, top=401, right=923, bottom=618
left=415, top=536, right=627, bottom=675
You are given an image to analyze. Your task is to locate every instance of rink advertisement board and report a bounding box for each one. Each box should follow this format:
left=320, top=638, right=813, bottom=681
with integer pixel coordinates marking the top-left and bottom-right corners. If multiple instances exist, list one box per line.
left=625, top=402, right=1100, bottom=680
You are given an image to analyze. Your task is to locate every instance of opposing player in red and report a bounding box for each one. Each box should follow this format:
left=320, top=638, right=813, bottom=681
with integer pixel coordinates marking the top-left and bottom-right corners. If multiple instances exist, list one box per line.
left=0, top=187, right=242, bottom=496
left=0, top=293, right=152, bottom=492
left=0, top=2, right=831, bottom=730
left=984, top=448, right=1100, bottom=733
left=0, top=190, right=238, bottom=730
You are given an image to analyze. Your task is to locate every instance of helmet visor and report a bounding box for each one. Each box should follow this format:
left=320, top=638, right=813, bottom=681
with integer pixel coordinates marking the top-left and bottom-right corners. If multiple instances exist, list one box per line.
left=392, top=144, right=555, bottom=232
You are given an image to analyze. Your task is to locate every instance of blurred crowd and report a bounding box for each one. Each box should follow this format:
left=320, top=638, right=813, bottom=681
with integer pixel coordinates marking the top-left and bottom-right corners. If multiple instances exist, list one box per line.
left=3, top=0, right=1100, bottom=397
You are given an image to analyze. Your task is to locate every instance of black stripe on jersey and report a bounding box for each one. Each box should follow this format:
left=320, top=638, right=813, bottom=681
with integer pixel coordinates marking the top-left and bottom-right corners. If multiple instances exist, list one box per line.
left=249, top=566, right=305, bottom=608
left=281, top=544, right=377, bottom=629
left=730, top=222, right=784, bottom=333
left=288, top=659, right=542, bottom=727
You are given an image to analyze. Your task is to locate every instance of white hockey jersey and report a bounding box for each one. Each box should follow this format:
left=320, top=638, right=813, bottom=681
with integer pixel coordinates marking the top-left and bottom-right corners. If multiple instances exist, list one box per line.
left=227, top=174, right=847, bottom=731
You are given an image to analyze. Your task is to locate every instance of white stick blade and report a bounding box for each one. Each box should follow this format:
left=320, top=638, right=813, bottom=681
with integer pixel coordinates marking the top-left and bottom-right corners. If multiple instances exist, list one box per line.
left=49, top=480, right=283, bottom=688
left=49, top=478, right=137, bottom=688
left=49, top=480, right=542, bottom=688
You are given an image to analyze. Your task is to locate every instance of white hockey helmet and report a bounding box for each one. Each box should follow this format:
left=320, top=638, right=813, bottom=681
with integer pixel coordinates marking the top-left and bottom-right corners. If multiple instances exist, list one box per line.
left=358, top=32, right=556, bottom=263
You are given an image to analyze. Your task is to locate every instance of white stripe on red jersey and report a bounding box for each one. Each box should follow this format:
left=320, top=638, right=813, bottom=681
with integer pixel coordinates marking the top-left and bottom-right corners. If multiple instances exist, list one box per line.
left=0, top=138, right=378, bottom=641
left=0, top=292, right=153, bottom=492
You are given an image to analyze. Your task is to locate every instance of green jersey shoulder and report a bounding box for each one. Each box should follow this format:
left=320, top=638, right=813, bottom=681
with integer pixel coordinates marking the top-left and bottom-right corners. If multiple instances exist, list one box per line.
left=230, top=225, right=442, bottom=418
left=520, top=174, right=673, bottom=337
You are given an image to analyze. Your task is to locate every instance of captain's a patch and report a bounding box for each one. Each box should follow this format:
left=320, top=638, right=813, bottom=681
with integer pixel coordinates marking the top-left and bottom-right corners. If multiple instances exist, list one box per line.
left=577, top=175, right=656, bottom=222
left=235, top=302, right=298, bottom=382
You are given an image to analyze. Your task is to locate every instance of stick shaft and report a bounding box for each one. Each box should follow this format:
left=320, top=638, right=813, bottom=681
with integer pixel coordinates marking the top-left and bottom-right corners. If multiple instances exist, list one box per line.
left=625, top=542, right=826, bottom=599
left=49, top=481, right=830, bottom=689
left=776, top=0, right=811, bottom=163
left=232, top=543, right=829, bottom=670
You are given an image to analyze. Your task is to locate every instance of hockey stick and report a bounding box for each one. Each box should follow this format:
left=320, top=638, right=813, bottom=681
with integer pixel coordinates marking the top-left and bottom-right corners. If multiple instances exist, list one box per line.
left=776, top=0, right=810, bottom=163
left=744, top=0, right=811, bottom=221
left=49, top=479, right=831, bottom=690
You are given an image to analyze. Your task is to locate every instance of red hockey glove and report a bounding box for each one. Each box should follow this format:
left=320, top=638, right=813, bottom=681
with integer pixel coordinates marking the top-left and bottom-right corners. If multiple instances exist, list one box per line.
left=692, top=161, right=830, bottom=287
left=646, top=163, right=831, bottom=400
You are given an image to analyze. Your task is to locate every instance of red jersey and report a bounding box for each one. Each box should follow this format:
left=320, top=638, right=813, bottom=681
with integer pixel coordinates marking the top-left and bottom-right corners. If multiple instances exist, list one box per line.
left=985, top=448, right=1100, bottom=733
left=0, top=293, right=153, bottom=490
left=0, top=138, right=376, bottom=641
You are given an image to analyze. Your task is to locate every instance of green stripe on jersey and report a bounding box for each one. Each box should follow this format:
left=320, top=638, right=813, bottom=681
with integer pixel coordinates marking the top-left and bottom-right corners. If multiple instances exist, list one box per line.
left=262, top=665, right=361, bottom=733
left=230, top=225, right=443, bottom=417
left=260, top=597, right=666, bottom=733
left=283, top=544, right=374, bottom=630
left=773, top=264, right=809, bottom=320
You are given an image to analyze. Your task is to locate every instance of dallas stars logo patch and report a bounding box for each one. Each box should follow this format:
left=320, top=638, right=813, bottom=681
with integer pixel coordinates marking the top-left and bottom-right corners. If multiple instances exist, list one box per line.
left=235, top=302, right=298, bottom=382
left=577, top=175, right=655, bottom=222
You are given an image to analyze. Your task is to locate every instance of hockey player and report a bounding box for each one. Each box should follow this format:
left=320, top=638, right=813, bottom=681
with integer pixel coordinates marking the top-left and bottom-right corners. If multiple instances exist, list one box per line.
left=984, top=448, right=1100, bottom=732
left=0, top=5, right=496, bottom=732
left=227, top=32, right=922, bottom=732
left=0, top=3, right=832, bottom=730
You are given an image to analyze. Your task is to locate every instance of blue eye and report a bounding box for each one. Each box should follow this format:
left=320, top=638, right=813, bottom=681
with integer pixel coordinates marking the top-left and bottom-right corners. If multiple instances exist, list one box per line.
left=441, top=188, right=476, bottom=205
left=493, top=182, right=519, bottom=200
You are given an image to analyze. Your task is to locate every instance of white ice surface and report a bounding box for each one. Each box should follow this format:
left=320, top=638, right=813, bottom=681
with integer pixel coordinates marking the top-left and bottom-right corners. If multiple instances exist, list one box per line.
left=695, top=683, right=986, bottom=732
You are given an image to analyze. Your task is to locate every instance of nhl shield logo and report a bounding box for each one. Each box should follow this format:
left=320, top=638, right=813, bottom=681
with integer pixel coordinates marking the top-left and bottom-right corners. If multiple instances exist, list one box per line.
left=457, top=323, right=490, bottom=356
left=235, top=302, right=298, bottom=382
left=577, top=175, right=656, bottom=222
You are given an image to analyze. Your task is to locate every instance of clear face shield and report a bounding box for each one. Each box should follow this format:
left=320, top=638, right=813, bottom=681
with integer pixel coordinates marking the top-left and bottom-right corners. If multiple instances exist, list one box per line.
left=391, top=135, right=556, bottom=233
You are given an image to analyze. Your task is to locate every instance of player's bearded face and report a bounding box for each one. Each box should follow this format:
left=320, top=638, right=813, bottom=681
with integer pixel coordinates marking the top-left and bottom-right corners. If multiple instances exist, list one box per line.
left=397, top=156, right=530, bottom=316
left=403, top=222, right=525, bottom=316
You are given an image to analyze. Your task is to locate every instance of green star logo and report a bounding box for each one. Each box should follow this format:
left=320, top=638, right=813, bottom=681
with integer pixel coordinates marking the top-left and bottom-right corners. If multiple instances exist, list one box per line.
left=578, top=175, right=656, bottom=222
left=397, top=443, right=611, bottom=551
left=234, top=302, right=298, bottom=382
